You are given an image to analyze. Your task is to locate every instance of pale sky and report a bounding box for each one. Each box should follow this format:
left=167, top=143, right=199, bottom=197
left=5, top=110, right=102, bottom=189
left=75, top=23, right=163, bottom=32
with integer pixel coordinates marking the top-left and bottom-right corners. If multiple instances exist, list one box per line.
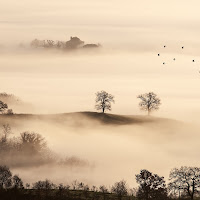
left=1, top=0, right=200, bottom=45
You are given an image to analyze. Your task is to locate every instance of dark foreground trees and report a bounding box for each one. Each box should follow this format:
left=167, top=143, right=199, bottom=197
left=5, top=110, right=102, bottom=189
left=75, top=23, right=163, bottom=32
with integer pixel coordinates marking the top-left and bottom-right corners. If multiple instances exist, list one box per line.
left=169, top=166, right=200, bottom=200
left=99, top=185, right=109, bottom=200
left=2, top=165, right=200, bottom=200
left=111, top=180, right=128, bottom=200
left=0, top=165, right=23, bottom=189
left=137, top=92, right=161, bottom=115
left=0, top=165, right=12, bottom=189
left=95, top=90, right=115, bottom=113
left=0, top=166, right=133, bottom=200
left=136, top=169, right=168, bottom=200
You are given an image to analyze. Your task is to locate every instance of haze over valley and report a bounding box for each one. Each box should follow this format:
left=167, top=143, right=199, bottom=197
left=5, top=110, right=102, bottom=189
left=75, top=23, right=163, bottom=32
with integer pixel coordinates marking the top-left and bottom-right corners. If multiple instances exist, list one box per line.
left=1, top=0, right=200, bottom=197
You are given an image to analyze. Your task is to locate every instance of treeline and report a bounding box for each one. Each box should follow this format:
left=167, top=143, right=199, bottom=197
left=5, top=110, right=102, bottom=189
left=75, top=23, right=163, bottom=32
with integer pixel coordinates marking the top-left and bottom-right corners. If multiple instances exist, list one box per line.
left=0, top=166, right=200, bottom=200
left=30, top=36, right=100, bottom=50
left=0, top=125, right=88, bottom=168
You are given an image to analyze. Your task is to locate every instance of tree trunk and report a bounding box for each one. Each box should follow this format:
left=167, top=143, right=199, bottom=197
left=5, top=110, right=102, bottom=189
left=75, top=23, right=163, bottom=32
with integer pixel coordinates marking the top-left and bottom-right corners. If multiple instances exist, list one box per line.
left=103, top=107, right=105, bottom=113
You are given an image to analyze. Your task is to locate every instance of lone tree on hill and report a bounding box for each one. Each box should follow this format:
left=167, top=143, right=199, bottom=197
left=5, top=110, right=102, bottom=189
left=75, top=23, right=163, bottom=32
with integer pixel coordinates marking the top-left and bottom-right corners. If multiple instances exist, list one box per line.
left=95, top=90, right=115, bottom=113
left=168, top=166, right=200, bottom=200
left=0, top=101, right=8, bottom=114
left=137, top=92, right=161, bottom=115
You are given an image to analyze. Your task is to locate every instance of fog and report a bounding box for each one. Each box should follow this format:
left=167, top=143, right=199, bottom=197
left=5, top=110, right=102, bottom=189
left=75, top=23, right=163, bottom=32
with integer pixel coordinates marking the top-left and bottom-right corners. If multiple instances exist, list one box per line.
left=0, top=113, right=199, bottom=188
left=1, top=0, right=200, bottom=189
left=1, top=51, right=200, bottom=122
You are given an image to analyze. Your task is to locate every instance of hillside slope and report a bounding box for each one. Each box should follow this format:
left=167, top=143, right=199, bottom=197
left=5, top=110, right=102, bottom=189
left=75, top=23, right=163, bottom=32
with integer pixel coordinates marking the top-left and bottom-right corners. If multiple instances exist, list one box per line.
left=0, top=111, right=183, bottom=128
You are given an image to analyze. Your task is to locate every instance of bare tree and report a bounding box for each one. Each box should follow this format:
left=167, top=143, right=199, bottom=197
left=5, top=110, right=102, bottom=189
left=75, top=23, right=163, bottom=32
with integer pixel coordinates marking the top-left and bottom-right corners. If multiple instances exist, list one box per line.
left=33, top=179, right=56, bottom=198
left=95, top=90, right=115, bottom=113
left=45, top=40, right=55, bottom=48
left=20, top=132, right=46, bottom=155
left=0, top=124, right=12, bottom=154
left=1, top=124, right=12, bottom=143
left=99, top=185, right=109, bottom=200
left=137, top=92, right=161, bottom=115
left=168, top=166, right=200, bottom=200
left=99, top=185, right=108, bottom=193
left=72, top=180, right=78, bottom=190
left=111, top=180, right=128, bottom=200
left=0, top=101, right=8, bottom=114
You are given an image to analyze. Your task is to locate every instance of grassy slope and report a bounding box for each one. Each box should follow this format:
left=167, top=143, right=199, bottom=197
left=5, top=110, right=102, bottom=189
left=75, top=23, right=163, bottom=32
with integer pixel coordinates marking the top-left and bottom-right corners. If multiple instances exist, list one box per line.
left=0, top=111, right=183, bottom=128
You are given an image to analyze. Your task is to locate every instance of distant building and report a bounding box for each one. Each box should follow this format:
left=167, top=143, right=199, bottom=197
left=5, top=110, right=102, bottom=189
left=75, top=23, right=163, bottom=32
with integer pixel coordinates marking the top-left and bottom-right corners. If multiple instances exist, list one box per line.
left=65, top=37, right=84, bottom=49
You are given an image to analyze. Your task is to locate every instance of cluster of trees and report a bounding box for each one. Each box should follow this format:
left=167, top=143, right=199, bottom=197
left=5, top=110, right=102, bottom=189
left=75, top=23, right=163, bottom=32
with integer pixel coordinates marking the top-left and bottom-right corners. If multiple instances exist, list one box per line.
left=0, top=101, right=13, bottom=114
left=0, top=166, right=23, bottom=189
left=0, top=125, right=50, bottom=167
left=95, top=90, right=161, bottom=115
left=0, top=93, right=16, bottom=115
left=0, top=125, right=88, bottom=168
left=0, top=100, right=8, bottom=114
left=30, top=36, right=100, bottom=50
left=0, top=166, right=200, bottom=200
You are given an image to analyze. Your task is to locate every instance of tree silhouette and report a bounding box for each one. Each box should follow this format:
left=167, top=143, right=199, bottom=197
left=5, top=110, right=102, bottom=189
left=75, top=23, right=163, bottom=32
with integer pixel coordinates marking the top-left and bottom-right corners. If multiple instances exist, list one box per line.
left=99, top=185, right=109, bottom=200
left=12, top=175, right=24, bottom=189
left=33, top=179, right=56, bottom=198
left=136, top=169, right=168, bottom=200
left=20, top=132, right=46, bottom=155
left=95, top=90, right=115, bottom=113
left=111, top=180, right=128, bottom=200
left=6, top=109, right=13, bottom=115
left=1, top=124, right=12, bottom=143
left=0, top=101, right=8, bottom=114
left=0, top=165, right=12, bottom=189
left=137, top=92, right=161, bottom=115
left=168, top=166, right=200, bottom=200
left=33, top=179, right=56, bottom=190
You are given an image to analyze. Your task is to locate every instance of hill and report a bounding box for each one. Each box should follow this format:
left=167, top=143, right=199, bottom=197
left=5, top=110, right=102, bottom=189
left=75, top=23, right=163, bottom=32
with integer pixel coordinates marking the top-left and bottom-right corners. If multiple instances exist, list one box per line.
left=0, top=112, right=183, bottom=128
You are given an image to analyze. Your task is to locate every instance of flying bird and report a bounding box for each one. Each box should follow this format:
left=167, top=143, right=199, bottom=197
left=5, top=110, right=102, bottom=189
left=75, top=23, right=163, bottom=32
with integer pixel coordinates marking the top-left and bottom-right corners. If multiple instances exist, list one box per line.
left=182, top=46, right=184, bottom=49
left=163, top=62, right=165, bottom=65
left=193, top=60, right=195, bottom=62
left=158, top=54, right=160, bottom=56
left=164, top=45, right=166, bottom=48
left=173, top=58, right=176, bottom=61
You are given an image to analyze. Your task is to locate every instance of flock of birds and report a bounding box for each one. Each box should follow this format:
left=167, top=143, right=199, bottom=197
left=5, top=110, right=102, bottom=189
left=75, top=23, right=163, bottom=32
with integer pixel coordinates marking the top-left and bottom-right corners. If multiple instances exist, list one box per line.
left=158, top=45, right=196, bottom=65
